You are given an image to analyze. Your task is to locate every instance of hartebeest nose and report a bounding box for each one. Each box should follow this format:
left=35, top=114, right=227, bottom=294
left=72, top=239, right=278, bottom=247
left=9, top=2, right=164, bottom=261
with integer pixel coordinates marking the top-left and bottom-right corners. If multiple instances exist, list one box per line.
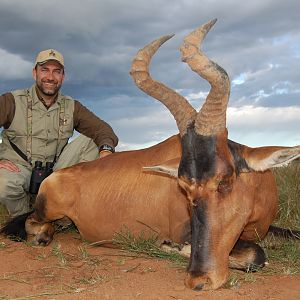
left=185, top=271, right=228, bottom=291
left=185, top=274, right=210, bottom=290
left=193, top=283, right=204, bottom=290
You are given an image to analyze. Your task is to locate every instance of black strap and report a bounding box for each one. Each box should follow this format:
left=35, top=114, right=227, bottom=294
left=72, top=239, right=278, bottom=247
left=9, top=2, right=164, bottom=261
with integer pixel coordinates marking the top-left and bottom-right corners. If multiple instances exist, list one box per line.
left=52, top=140, right=68, bottom=165
left=8, top=139, right=28, bottom=162
left=8, top=138, right=68, bottom=166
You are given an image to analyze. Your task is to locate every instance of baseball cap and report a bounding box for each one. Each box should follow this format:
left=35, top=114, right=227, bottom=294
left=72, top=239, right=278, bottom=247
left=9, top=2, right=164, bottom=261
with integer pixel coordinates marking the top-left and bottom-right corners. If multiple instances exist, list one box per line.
left=34, top=49, right=64, bottom=67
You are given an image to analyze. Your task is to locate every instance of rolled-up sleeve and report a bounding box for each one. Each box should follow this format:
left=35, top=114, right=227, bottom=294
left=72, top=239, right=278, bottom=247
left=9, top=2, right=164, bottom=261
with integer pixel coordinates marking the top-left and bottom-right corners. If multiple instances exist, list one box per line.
left=0, top=93, right=15, bottom=129
left=73, top=100, right=118, bottom=149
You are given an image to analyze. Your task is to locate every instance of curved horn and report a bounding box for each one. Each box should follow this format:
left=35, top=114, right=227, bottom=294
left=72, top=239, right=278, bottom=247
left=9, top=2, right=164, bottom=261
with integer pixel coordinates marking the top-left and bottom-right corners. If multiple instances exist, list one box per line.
left=130, top=35, right=196, bottom=136
left=180, top=19, right=230, bottom=136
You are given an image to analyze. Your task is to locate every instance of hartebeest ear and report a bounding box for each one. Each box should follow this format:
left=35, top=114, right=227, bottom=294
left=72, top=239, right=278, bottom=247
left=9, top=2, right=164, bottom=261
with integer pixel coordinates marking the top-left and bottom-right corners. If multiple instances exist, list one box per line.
left=142, top=158, right=180, bottom=178
left=243, top=145, right=300, bottom=172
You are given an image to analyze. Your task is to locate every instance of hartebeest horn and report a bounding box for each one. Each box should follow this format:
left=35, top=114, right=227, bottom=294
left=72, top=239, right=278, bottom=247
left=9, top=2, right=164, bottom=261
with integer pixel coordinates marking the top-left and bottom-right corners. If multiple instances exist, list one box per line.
left=180, top=19, right=230, bottom=136
left=130, top=35, right=197, bottom=136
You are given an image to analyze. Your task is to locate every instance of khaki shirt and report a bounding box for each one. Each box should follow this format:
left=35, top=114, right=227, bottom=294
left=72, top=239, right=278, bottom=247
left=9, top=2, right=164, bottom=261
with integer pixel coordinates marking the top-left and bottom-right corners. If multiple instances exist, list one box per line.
left=0, top=85, right=118, bottom=165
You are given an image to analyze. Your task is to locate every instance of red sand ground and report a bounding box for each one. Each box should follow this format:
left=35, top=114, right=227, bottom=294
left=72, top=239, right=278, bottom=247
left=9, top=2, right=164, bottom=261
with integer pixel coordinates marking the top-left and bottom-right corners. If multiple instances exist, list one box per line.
left=0, top=231, right=299, bottom=300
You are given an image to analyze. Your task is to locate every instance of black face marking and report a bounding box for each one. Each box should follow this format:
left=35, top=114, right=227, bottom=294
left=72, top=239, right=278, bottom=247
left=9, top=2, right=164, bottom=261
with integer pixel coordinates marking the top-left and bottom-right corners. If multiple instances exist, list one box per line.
left=228, top=140, right=250, bottom=174
left=187, top=199, right=209, bottom=276
left=179, top=125, right=216, bottom=181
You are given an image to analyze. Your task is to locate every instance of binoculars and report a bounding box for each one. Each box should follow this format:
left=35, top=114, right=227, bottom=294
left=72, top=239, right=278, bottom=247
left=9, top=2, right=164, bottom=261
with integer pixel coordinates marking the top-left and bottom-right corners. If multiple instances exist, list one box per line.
left=29, top=161, right=54, bottom=194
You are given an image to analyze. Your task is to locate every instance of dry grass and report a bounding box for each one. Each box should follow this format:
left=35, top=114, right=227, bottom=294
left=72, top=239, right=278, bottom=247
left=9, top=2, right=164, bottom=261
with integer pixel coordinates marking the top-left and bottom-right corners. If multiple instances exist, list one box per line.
left=260, top=161, right=300, bottom=275
left=112, top=227, right=188, bottom=267
left=272, top=161, right=300, bottom=230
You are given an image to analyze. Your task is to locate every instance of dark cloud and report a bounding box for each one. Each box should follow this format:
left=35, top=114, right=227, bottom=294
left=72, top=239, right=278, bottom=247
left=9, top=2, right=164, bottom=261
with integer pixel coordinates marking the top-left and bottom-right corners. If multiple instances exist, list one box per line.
left=0, top=0, right=299, bottom=148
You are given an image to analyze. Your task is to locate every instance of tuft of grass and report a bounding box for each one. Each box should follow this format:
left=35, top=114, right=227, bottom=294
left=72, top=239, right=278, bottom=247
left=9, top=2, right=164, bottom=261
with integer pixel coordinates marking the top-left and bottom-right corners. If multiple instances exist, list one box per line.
left=77, top=272, right=105, bottom=285
left=224, top=273, right=240, bottom=289
left=272, top=162, right=300, bottom=230
left=261, top=235, right=300, bottom=275
left=224, top=270, right=257, bottom=290
left=261, top=161, right=300, bottom=274
left=78, top=245, right=101, bottom=266
left=51, top=243, right=68, bottom=266
left=0, top=242, right=6, bottom=249
left=112, top=227, right=188, bottom=267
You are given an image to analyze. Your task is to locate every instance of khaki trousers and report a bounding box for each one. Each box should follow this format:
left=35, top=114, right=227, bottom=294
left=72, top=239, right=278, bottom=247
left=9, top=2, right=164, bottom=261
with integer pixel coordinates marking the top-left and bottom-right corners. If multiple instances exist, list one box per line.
left=0, top=135, right=99, bottom=217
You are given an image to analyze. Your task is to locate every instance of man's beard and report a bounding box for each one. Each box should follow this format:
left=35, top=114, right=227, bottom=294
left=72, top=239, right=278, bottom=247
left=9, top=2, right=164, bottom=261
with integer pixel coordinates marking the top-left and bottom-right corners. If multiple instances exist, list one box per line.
left=37, top=81, right=61, bottom=96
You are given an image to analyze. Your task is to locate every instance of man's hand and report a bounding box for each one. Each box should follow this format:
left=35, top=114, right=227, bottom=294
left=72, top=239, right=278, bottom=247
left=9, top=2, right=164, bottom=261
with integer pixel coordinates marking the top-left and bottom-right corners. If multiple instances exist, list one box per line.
left=99, top=150, right=113, bottom=159
left=0, top=160, right=20, bottom=172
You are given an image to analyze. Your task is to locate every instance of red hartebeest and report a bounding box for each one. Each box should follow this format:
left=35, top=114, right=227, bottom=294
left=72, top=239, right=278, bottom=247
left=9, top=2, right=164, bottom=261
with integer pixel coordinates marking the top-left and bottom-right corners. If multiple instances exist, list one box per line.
left=2, top=19, right=300, bottom=290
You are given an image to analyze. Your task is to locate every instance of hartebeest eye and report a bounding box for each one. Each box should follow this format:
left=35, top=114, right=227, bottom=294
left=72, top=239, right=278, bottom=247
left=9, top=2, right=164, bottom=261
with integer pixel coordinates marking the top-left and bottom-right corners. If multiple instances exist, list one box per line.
left=217, top=178, right=232, bottom=194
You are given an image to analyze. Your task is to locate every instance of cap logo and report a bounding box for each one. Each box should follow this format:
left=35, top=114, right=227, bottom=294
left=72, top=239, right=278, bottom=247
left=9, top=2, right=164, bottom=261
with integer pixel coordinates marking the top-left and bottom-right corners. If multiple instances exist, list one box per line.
left=35, top=49, right=64, bottom=67
left=49, top=50, right=56, bottom=57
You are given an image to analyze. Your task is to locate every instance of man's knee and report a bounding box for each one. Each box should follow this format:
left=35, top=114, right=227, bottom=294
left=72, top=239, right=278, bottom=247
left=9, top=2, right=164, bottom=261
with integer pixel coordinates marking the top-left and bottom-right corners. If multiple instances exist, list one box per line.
left=70, top=135, right=98, bottom=155
left=0, top=176, right=14, bottom=200
left=0, top=172, right=30, bottom=216
left=54, top=135, right=99, bottom=170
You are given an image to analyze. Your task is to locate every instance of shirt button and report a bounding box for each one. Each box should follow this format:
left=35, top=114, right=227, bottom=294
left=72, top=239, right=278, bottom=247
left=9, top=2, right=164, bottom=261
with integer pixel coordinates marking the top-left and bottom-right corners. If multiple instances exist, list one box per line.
left=47, top=129, right=51, bottom=133
left=47, top=113, right=50, bottom=117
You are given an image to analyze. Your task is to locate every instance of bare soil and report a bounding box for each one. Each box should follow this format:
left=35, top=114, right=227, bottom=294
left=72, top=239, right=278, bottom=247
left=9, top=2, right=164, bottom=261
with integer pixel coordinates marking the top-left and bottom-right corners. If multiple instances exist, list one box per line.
left=0, top=231, right=299, bottom=300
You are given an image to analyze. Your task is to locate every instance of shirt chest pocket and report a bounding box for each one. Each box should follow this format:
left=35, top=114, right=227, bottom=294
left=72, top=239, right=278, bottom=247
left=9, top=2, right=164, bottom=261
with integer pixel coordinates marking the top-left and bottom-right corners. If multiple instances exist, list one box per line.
left=59, top=114, right=73, bottom=139
left=33, top=112, right=73, bottom=140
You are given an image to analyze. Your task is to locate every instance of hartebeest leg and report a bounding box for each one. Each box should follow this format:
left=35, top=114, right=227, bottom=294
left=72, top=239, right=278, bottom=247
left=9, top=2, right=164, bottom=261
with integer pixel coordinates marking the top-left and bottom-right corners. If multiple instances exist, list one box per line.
left=229, top=239, right=267, bottom=271
left=161, top=239, right=267, bottom=272
left=160, top=240, right=191, bottom=257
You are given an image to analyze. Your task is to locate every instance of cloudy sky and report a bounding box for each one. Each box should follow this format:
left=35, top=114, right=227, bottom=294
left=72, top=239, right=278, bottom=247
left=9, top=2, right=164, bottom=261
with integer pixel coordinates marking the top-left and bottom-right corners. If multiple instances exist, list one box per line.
left=0, top=0, right=299, bottom=150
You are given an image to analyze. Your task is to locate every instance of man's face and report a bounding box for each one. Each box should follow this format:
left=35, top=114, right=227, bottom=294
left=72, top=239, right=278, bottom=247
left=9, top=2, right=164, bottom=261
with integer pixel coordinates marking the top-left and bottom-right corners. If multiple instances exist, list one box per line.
left=33, top=60, right=65, bottom=97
